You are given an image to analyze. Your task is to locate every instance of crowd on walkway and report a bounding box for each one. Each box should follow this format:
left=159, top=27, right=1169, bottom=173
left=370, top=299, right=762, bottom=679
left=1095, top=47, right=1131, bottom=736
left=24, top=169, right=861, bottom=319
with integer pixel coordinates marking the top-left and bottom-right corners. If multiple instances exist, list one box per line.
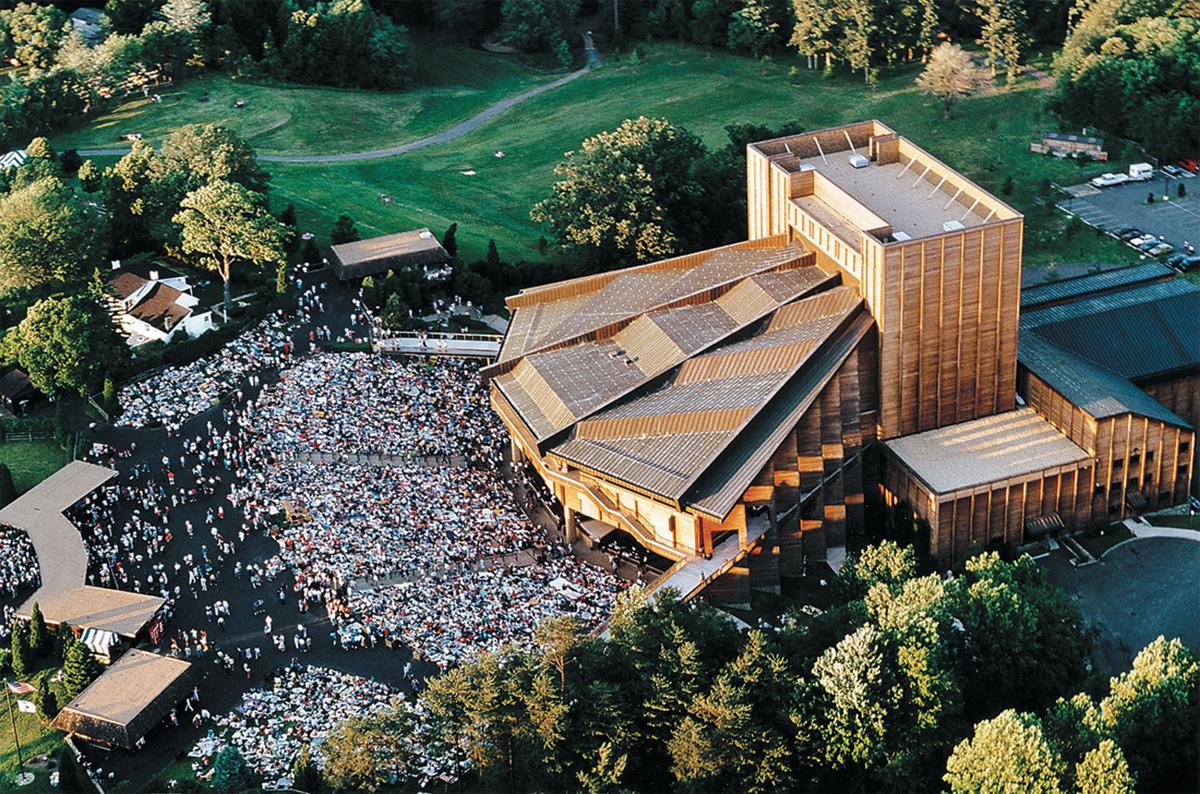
left=189, top=664, right=459, bottom=790
left=116, top=315, right=296, bottom=432
left=0, top=525, right=39, bottom=602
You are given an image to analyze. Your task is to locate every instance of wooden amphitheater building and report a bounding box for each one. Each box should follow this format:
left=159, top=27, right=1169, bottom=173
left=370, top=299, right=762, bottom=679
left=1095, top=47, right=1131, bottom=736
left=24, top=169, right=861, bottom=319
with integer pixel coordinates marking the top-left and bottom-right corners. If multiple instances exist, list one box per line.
left=486, top=120, right=1196, bottom=595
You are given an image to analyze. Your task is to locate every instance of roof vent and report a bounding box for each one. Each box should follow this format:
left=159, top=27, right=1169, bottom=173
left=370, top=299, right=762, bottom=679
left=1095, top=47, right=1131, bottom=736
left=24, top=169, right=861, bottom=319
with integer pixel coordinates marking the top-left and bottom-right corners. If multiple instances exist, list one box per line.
left=941, top=220, right=966, bottom=232
left=892, top=231, right=912, bottom=242
left=848, top=153, right=870, bottom=169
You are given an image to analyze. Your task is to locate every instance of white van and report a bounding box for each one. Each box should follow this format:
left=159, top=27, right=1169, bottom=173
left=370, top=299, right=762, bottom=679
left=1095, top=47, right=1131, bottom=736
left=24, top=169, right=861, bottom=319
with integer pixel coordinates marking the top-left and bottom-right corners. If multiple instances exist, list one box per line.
left=1129, top=163, right=1154, bottom=181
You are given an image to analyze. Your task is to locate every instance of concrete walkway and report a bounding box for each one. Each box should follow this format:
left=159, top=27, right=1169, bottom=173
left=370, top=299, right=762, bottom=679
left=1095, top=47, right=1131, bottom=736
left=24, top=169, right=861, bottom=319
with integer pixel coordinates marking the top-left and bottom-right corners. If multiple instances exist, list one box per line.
left=79, top=33, right=601, bottom=165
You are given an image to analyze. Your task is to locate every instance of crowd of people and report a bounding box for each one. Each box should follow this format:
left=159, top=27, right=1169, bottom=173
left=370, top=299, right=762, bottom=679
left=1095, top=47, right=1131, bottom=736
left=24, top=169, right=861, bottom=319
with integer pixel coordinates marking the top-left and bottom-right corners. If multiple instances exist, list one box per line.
left=243, top=352, right=504, bottom=462
left=189, top=664, right=459, bottom=789
left=0, top=524, right=39, bottom=604
left=349, top=556, right=629, bottom=668
left=116, top=315, right=296, bottom=431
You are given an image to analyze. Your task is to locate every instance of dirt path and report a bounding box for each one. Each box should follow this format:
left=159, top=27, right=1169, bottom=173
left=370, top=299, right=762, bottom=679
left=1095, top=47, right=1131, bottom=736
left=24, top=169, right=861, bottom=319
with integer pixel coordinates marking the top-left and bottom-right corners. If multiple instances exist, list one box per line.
left=78, top=34, right=601, bottom=165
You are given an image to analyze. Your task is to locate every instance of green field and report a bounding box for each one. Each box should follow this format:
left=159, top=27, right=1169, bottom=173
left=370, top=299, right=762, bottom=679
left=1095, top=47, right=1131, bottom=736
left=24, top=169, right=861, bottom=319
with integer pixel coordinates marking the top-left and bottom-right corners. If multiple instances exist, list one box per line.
left=0, top=664, right=70, bottom=792
left=58, top=40, right=1139, bottom=276
left=0, top=440, right=67, bottom=494
left=267, top=45, right=1139, bottom=270
left=52, top=32, right=557, bottom=157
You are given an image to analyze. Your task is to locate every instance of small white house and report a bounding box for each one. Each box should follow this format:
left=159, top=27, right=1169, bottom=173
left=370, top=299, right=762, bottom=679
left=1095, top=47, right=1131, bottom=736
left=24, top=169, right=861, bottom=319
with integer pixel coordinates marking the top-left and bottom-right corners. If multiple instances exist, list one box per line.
left=0, top=149, right=28, bottom=170
left=106, top=262, right=216, bottom=347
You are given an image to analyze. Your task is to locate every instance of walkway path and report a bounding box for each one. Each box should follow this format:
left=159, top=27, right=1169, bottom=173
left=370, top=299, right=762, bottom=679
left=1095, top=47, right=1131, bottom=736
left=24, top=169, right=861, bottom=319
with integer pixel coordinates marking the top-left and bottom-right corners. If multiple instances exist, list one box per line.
left=79, top=33, right=601, bottom=165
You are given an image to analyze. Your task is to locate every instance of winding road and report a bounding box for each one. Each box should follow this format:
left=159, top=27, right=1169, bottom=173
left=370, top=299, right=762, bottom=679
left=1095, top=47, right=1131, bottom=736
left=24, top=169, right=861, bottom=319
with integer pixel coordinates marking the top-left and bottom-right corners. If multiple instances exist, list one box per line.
left=78, top=32, right=602, bottom=165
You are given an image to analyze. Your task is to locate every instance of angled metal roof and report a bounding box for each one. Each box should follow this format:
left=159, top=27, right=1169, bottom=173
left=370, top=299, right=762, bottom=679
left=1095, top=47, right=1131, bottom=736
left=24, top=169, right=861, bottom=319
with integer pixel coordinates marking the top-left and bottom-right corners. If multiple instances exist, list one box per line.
left=688, top=312, right=875, bottom=517
left=549, top=287, right=864, bottom=502
left=495, top=241, right=810, bottom=363
left=1019, top=263, right=1175, bottom=309
left=1018, top=334, right=1189, bottom=429
left=1020, top=279, right=1200, bottom=381
left=493, top=261, right=834, bottom=442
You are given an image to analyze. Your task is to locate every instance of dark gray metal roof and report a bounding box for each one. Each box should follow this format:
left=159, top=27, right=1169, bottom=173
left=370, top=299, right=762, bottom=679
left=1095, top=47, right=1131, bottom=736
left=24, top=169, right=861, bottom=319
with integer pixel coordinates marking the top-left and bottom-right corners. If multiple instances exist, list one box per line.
left=1020, top=263, right=1175, bottom=309
left=1020, top=279, right=1200, bottom=381
left=1018, top=333, right=1190, bottom=429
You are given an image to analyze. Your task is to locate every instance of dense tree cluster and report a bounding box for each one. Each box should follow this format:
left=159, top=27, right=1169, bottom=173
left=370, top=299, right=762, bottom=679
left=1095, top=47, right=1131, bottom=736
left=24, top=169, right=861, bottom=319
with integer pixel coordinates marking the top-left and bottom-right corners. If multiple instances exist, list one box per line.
left=313, top=543, right=1186, bottom=793
left=1053, top=0, right=1199, bottom=159
left=532, top=116, right=804, bottom=267
left=272, top=0, right=411, bottom=90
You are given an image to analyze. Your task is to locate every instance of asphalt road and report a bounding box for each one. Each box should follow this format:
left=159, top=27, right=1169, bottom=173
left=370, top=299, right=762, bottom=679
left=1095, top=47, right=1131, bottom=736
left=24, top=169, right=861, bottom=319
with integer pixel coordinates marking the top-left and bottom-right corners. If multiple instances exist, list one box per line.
left=1042, top=536, right=1200, bottom=675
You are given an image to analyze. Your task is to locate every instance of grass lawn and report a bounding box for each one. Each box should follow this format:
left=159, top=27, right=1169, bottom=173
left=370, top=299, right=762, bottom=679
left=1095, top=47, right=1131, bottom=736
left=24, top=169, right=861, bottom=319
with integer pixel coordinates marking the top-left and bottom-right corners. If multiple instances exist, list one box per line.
left=0, top=440, right=67, bottom=494
left=51, top=31, right=559, bottom=157
left=1144, top=513, right=1200, bottom=531
left=0, top=662, right=70, bottom=792
left=1076, top=522, right=1135, bottom=559
left=262, top=42, right=1141, bottom=268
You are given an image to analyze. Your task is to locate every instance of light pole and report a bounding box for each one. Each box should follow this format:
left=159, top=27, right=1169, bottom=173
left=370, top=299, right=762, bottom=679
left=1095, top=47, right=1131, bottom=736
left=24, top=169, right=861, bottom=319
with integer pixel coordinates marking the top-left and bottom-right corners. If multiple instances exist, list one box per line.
left=5, top=684, right=23, bottom=766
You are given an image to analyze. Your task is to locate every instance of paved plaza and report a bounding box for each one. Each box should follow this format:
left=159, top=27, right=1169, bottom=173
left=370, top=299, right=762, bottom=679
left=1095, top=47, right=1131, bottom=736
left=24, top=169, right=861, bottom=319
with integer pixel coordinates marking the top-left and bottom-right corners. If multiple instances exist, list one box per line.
left=1042, top=535, right=1200, bottom=674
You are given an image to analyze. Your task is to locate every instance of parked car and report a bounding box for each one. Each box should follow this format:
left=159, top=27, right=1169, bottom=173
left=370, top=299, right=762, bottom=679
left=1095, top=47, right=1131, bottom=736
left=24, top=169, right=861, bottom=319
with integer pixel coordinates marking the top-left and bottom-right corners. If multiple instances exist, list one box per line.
left=1178, top=159, right=1199, bottom=174
left=1163, top=164, right=1185, bottom=177
left=1129, top=234, right=1157, bottom=247
left=1147, top=242, right=1173, bottom=257
left=1179, top=255, right=1200, bottom=272
left=1165, top=252, right=1188, bottom=269
left=1136, top=238, right=1163, bottom=252
left=1111, top=224, right=1138, bottom=237
left=1118, top=228, right=1143, bottom=241
left=1090, top=172, right=1129, bottom=187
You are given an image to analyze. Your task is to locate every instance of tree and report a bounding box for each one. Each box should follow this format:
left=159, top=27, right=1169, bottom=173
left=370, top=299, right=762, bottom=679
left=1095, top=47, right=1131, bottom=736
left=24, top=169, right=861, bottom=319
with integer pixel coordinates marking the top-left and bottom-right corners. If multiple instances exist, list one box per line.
left=173, top=180, right=288, bottom=313
left=162, top=124, right=269, bottom=193
left=63, top=640, right=103, bottom=700
left=1100, top=636, right=1199, bottom=792
left=102, top=376, right=118, bottom=416
left=7, top=291, right=129, bottom=397
left=7, top=3, right=66, bottom=70
left=272, top=0, right=412, bottom=90
left=1075, top=740, right=1135, bottom=794
left=838, top=0, right=875, bottom=84
left=532, top=117, right=708, bottom=266
left=28, top=602, right=47, bottom=657
left=331, top=214, right=360, bottom=245
left=951, top=553, right=1091, bottom=717
left=0, top=177, right=106, bottom=294
left=0, top=463, right=15, bottom=508
left=211, top=745, right=250, bottom=793
left=275, top=259, right=289, bottom=297
left=103, top=141, right=190, bottom=250
left=25, top=136, right=53, bottom=160
left=486, top=238, right=501, bottom=269
left=789, top=0, right=838, bottom=71
left=35, top=675, right=58, bottom=720
left=291, top=746, right=321, bottom=792
left=917, top=43, right=991, bottom=119
left=321, top=708, right=416, bottom=792
left=839, top=539, right=917, bottom=597
left=77, top=160, right=102, bottom=193
left=105, top=0, right=163, bottom=34
left=977, top=0, right=1027, bottom=86
left=160, top=0, right=210, bottom=34
left=726, top=0, right=780, bottom=57
left=10, top=619, right=30, bottom=679
left=432, top=0, right=496, bottom=42
left=944, top=710, right=1063, bottom=794
left=441, top=222, right=459, bottom=258
left=500, top=0, right=580, bottom=53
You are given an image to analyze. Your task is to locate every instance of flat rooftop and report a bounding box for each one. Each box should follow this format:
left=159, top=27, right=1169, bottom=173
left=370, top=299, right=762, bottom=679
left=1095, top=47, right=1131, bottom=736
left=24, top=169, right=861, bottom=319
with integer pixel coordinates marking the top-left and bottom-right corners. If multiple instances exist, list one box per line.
left=794, top=152, right=991, bottom=239
left=331, top=228, right=446, bottom=266
left=884, top=408, right=1092, bottom=495
left=59, top=649, right=191, bottom=728
left=20, top=585, right=165, bottom=638
left=752, top=120, right=1018, bottom=242
left=0, top=461, right=116, bottom=601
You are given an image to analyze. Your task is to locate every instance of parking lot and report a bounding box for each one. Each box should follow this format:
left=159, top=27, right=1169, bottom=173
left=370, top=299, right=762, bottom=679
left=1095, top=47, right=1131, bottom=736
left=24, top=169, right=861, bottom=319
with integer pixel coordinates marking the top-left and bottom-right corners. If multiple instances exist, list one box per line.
left=1059, top=170, right=1199, bottom=257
